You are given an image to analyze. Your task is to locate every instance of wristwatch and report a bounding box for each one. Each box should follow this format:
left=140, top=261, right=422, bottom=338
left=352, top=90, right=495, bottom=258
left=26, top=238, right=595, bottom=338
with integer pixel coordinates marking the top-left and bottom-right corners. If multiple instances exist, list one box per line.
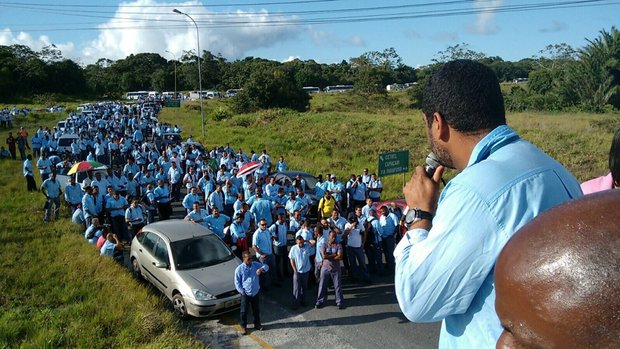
left=404, top=208, right=434, bottom=225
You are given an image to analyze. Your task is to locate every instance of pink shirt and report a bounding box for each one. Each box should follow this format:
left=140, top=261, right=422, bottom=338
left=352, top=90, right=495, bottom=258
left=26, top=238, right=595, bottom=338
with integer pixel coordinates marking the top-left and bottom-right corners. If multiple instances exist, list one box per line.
left=581, top=172, right=614, bottom=195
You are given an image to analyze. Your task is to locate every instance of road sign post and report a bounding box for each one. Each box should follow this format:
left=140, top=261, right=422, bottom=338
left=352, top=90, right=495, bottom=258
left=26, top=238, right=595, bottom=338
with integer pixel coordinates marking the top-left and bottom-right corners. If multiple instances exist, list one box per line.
left=379, top=150, right=409, bottom=186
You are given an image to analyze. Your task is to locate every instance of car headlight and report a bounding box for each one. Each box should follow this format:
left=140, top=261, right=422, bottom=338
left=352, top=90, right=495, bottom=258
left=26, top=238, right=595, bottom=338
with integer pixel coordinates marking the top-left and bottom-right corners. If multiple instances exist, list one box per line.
left=192, top=289, right=216, bottom=301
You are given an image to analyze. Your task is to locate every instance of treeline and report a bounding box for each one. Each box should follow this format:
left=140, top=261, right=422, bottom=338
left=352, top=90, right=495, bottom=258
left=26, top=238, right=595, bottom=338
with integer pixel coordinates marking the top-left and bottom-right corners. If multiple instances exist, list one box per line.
left=0, top=27, right=618, bottom=113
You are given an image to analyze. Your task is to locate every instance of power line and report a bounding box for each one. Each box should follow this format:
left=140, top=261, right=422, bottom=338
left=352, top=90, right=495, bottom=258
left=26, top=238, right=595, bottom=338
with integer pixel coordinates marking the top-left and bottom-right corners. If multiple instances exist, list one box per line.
left=2, top=0, right=617, bottom=32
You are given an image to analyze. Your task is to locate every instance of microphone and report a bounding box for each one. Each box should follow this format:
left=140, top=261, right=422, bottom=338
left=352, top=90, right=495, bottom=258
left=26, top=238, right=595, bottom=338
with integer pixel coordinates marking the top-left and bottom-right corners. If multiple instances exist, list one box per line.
left=424, top=152, right=441, bottom=178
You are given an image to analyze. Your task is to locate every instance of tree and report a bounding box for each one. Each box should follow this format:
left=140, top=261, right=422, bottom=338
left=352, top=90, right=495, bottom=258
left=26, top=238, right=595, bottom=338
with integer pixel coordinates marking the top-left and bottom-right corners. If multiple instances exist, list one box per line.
left=432, top=43, right=486, bottom=63
left=233, top=62, right=309, bottom=113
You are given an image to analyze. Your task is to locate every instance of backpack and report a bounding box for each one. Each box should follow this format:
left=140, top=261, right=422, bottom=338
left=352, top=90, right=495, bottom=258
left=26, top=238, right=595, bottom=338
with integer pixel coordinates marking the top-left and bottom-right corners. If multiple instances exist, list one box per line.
left=365, top=218, right=377, bottom=248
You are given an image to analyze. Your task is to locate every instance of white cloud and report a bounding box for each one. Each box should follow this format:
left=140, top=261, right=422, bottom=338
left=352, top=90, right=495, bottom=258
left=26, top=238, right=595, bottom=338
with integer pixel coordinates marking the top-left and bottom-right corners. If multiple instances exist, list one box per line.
left=0, top=29, right=76, bottom=58
left=468, top=0, right=502, bottom=35
left=283, top=55, right=300, bottom=62
left=81, top=0, right=302, bottom=63
left=2, top=0, right=302, bottom=64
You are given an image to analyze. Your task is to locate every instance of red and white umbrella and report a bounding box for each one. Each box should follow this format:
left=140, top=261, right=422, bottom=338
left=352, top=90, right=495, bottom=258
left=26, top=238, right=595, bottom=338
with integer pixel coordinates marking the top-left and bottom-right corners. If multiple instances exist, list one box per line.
left=236, top=161, right=262, bottom=178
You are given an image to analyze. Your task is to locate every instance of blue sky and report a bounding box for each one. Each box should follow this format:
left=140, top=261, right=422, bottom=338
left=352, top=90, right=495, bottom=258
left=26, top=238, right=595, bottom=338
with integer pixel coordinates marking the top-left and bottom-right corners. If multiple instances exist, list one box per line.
left=0, top=0, right=618, bottom=67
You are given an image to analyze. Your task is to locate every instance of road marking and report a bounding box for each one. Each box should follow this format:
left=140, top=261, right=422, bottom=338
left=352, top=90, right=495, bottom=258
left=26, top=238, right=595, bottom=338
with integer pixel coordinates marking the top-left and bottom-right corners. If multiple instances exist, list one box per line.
left=232, top=324, right=274, bottom=349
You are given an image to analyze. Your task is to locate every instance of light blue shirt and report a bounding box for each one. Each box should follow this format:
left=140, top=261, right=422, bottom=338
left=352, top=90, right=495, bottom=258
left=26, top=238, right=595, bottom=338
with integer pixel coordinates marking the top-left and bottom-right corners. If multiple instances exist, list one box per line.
left=64, top=183, right=83, bottom=205
left=229, top=221, right=246, bottom=243
left=234, top=261, right=268, bottom=297
left=288, top=244, right=311, bottom=273
left=125, top=206, right=145, bottom=224
left=379, top=212, right=399, bottom=238
left=250, top=198, right=274, bottom=227
left=204, top=214, right=230, bottom=239
left=23, top=159, right=33, bottom=177
left=394, top=125, right=582, bottom=349
left=182, top=193, right=201, bottom=211
left=269, top=221, right=288, bottom=248
left=296, top=228, right=316, bottom=255
left=153, top=184, right=170, bottom=203
left=252, top=228, right=273, bottom=257
left=106, top=196, right=128, bottom=218
left=41, top=178, right=61, bottom=198
left=314, top=235, right=326, bottom=265
left=185, top=210, right=209, bottom=228
left=82, top=194, right=96, bottom=219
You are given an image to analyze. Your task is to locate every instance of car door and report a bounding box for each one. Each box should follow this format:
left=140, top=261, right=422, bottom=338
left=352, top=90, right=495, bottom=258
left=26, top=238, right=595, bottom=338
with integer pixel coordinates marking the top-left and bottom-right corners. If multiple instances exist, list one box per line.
left=148, top=236, right=173, bottom=296
left=136, top=232, right=168, bottom=291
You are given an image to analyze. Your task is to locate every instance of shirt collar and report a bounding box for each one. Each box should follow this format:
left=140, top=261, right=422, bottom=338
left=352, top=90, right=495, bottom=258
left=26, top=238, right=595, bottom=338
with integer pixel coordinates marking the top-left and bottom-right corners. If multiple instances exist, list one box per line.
left=467, top=125, right=520, bottom=168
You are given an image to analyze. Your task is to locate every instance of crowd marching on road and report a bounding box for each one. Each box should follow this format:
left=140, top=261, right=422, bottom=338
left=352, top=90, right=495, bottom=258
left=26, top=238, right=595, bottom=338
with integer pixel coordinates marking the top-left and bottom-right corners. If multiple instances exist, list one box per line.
left=5, top=100, right=408, bottom=332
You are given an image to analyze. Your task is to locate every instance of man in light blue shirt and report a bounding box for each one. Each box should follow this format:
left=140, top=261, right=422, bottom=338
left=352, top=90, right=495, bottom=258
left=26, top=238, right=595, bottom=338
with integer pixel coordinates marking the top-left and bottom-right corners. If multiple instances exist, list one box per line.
left=64, top=176, right=83, bottom=212
left=394, top=60, right=582, bottom=349
left=249, top=192, right=274, bottom=227
left=234, top=250, right=269, bottom=334
left=41, top=172, right=62, bottom=222
left=182, top=186, right=201, bottom=213
left=269, top=214, right=289, bottom=284
left=252, top=219, right=276, bottom=290
left=288, top=235, right=311, bottom=309
left=204, top=207, right=231, bottom=240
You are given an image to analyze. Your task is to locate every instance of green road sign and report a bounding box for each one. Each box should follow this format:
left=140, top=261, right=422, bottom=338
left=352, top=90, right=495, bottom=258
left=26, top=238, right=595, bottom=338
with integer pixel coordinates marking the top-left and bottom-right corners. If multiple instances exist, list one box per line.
left=378, top=150, right=409, bottom=177
left=165, top=99, right=181, bottom=108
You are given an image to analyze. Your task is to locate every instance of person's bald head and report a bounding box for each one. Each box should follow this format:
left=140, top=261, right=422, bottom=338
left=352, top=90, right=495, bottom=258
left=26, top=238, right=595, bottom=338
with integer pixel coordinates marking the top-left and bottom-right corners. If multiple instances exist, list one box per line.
left=495, top=190, right=620, bottom=349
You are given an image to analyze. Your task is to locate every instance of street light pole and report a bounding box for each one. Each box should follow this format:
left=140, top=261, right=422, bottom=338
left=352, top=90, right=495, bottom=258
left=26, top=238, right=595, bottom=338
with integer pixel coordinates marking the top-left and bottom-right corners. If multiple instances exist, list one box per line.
left=164, top=50, right=177, bottom=99
left=173, top=8, right=204, bottom=137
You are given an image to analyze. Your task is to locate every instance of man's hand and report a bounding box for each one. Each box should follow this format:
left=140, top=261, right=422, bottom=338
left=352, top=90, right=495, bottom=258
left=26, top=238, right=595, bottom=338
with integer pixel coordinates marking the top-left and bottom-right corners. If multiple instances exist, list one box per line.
left=256, top=268, right=264, bottom=275
left=403, top=165, right=444, bottom=214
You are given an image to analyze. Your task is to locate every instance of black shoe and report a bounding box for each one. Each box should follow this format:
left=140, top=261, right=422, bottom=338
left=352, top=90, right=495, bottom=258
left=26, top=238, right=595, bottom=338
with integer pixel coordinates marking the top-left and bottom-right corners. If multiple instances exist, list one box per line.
left=241, top=327, right=247, bottom=335
left=338, top=304, right=346, bottom=310
left=291, top=304, right=299, bottom=310
left=254, top=324, right=264, bottom=331
left=300, top=301, right=307, bottom=307
left=315, top=303, right=324, bottom=309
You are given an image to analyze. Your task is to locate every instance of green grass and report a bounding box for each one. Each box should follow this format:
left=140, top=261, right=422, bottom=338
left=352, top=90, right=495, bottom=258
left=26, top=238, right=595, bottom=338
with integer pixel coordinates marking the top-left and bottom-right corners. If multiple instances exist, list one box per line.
left=0, top=96, right=618, bottom=348
left=164, top=100, right=620, bottom=199
left=0, top=118, right=203, bottom=348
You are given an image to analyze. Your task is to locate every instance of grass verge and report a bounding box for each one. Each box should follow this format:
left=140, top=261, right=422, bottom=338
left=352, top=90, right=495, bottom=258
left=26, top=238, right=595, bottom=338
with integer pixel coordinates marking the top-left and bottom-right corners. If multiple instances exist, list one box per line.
left=0, top=117, right=203, bottom=348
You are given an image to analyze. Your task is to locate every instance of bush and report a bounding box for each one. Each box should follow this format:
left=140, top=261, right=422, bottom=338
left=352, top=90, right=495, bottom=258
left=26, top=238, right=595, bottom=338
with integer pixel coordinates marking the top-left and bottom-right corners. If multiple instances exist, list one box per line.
left=210, top=108, right=231, bottom=121
left=229, top=114, right=255, bottom=127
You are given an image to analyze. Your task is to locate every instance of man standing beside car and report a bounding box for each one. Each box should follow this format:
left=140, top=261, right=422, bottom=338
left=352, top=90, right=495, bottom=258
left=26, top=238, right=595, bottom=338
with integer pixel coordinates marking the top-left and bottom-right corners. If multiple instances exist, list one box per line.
left=234, top=250, right=269, bottom=335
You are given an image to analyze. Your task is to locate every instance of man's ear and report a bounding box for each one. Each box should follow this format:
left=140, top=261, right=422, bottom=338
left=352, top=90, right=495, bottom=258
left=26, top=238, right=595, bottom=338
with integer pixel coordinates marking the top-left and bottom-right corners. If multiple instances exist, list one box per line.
left=433, top=112, right=450, bottom=142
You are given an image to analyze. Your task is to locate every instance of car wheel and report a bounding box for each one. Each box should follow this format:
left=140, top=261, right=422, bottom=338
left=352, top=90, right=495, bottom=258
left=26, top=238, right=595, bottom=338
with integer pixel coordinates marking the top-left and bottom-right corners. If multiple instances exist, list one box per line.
left=172, top=293, right=188, bottom=319
left=131, top=258, right=142, bottom=279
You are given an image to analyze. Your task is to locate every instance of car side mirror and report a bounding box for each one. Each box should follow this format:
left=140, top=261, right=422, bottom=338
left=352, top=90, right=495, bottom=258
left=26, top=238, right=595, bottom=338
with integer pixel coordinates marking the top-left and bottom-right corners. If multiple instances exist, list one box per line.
left=153, top=261, right=169, bottom=269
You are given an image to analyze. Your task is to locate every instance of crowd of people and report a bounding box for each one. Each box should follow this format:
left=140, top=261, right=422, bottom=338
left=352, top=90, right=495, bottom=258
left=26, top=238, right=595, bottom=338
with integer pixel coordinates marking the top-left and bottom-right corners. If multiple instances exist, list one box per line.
left=11, top=100, right=406, bottom=322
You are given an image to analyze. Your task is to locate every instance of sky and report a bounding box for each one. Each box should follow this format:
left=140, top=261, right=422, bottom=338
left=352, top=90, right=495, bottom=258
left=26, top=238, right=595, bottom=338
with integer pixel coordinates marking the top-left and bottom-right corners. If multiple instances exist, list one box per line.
left=0, top=0, right=618, bottom=67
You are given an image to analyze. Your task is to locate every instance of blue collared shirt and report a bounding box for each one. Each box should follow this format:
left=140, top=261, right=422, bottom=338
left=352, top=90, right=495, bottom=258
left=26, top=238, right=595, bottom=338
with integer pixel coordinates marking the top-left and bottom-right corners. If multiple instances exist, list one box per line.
left=252, top=228, right=273, bottom=257
left=234, top=261, right=268, bottom=297
left=269, top=221, right=288, bottom=247
left=288, top=244, right=311, bottom=273
left=64, top=183, right=83, bottom=205
left=394, top=125, right=582, bottom=349
left=204, top=214, right=230, bottom=239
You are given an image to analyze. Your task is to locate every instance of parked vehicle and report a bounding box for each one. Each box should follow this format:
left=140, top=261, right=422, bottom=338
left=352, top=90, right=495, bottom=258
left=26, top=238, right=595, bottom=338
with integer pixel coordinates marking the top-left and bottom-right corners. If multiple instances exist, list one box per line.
left=267, top=171, right=319, bottom=221
left=57, top=134, right=79, bottom=154
left=130, top=220, right=241, bottom=318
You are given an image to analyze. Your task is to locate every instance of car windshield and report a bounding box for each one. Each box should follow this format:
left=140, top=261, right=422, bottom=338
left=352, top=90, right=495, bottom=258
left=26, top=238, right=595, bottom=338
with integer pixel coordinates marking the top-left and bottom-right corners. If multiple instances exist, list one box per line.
left=171, top=235, right=234, bottom=270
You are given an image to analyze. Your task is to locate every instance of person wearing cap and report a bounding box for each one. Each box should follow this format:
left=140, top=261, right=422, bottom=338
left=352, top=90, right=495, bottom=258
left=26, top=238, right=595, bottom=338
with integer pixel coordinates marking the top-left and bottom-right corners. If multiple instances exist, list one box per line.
left=289, top=235, right=312, bottom=309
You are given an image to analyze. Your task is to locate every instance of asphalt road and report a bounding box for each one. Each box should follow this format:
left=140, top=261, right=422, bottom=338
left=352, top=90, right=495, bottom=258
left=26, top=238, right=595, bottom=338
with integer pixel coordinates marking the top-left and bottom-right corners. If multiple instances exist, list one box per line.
left=132, top=193, right=442, bottom=348
left=184, top=273, right=441, bottom=349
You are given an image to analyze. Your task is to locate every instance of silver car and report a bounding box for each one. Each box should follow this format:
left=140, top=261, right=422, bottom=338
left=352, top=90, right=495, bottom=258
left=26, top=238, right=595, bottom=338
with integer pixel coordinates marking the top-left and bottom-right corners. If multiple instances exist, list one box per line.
left=130, top=220, right=241, bottom=318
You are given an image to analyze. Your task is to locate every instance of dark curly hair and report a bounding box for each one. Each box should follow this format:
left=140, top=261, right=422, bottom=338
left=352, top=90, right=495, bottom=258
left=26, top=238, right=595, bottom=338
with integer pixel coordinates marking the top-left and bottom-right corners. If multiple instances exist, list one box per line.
left=422, top=59, right=506, bottom=134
